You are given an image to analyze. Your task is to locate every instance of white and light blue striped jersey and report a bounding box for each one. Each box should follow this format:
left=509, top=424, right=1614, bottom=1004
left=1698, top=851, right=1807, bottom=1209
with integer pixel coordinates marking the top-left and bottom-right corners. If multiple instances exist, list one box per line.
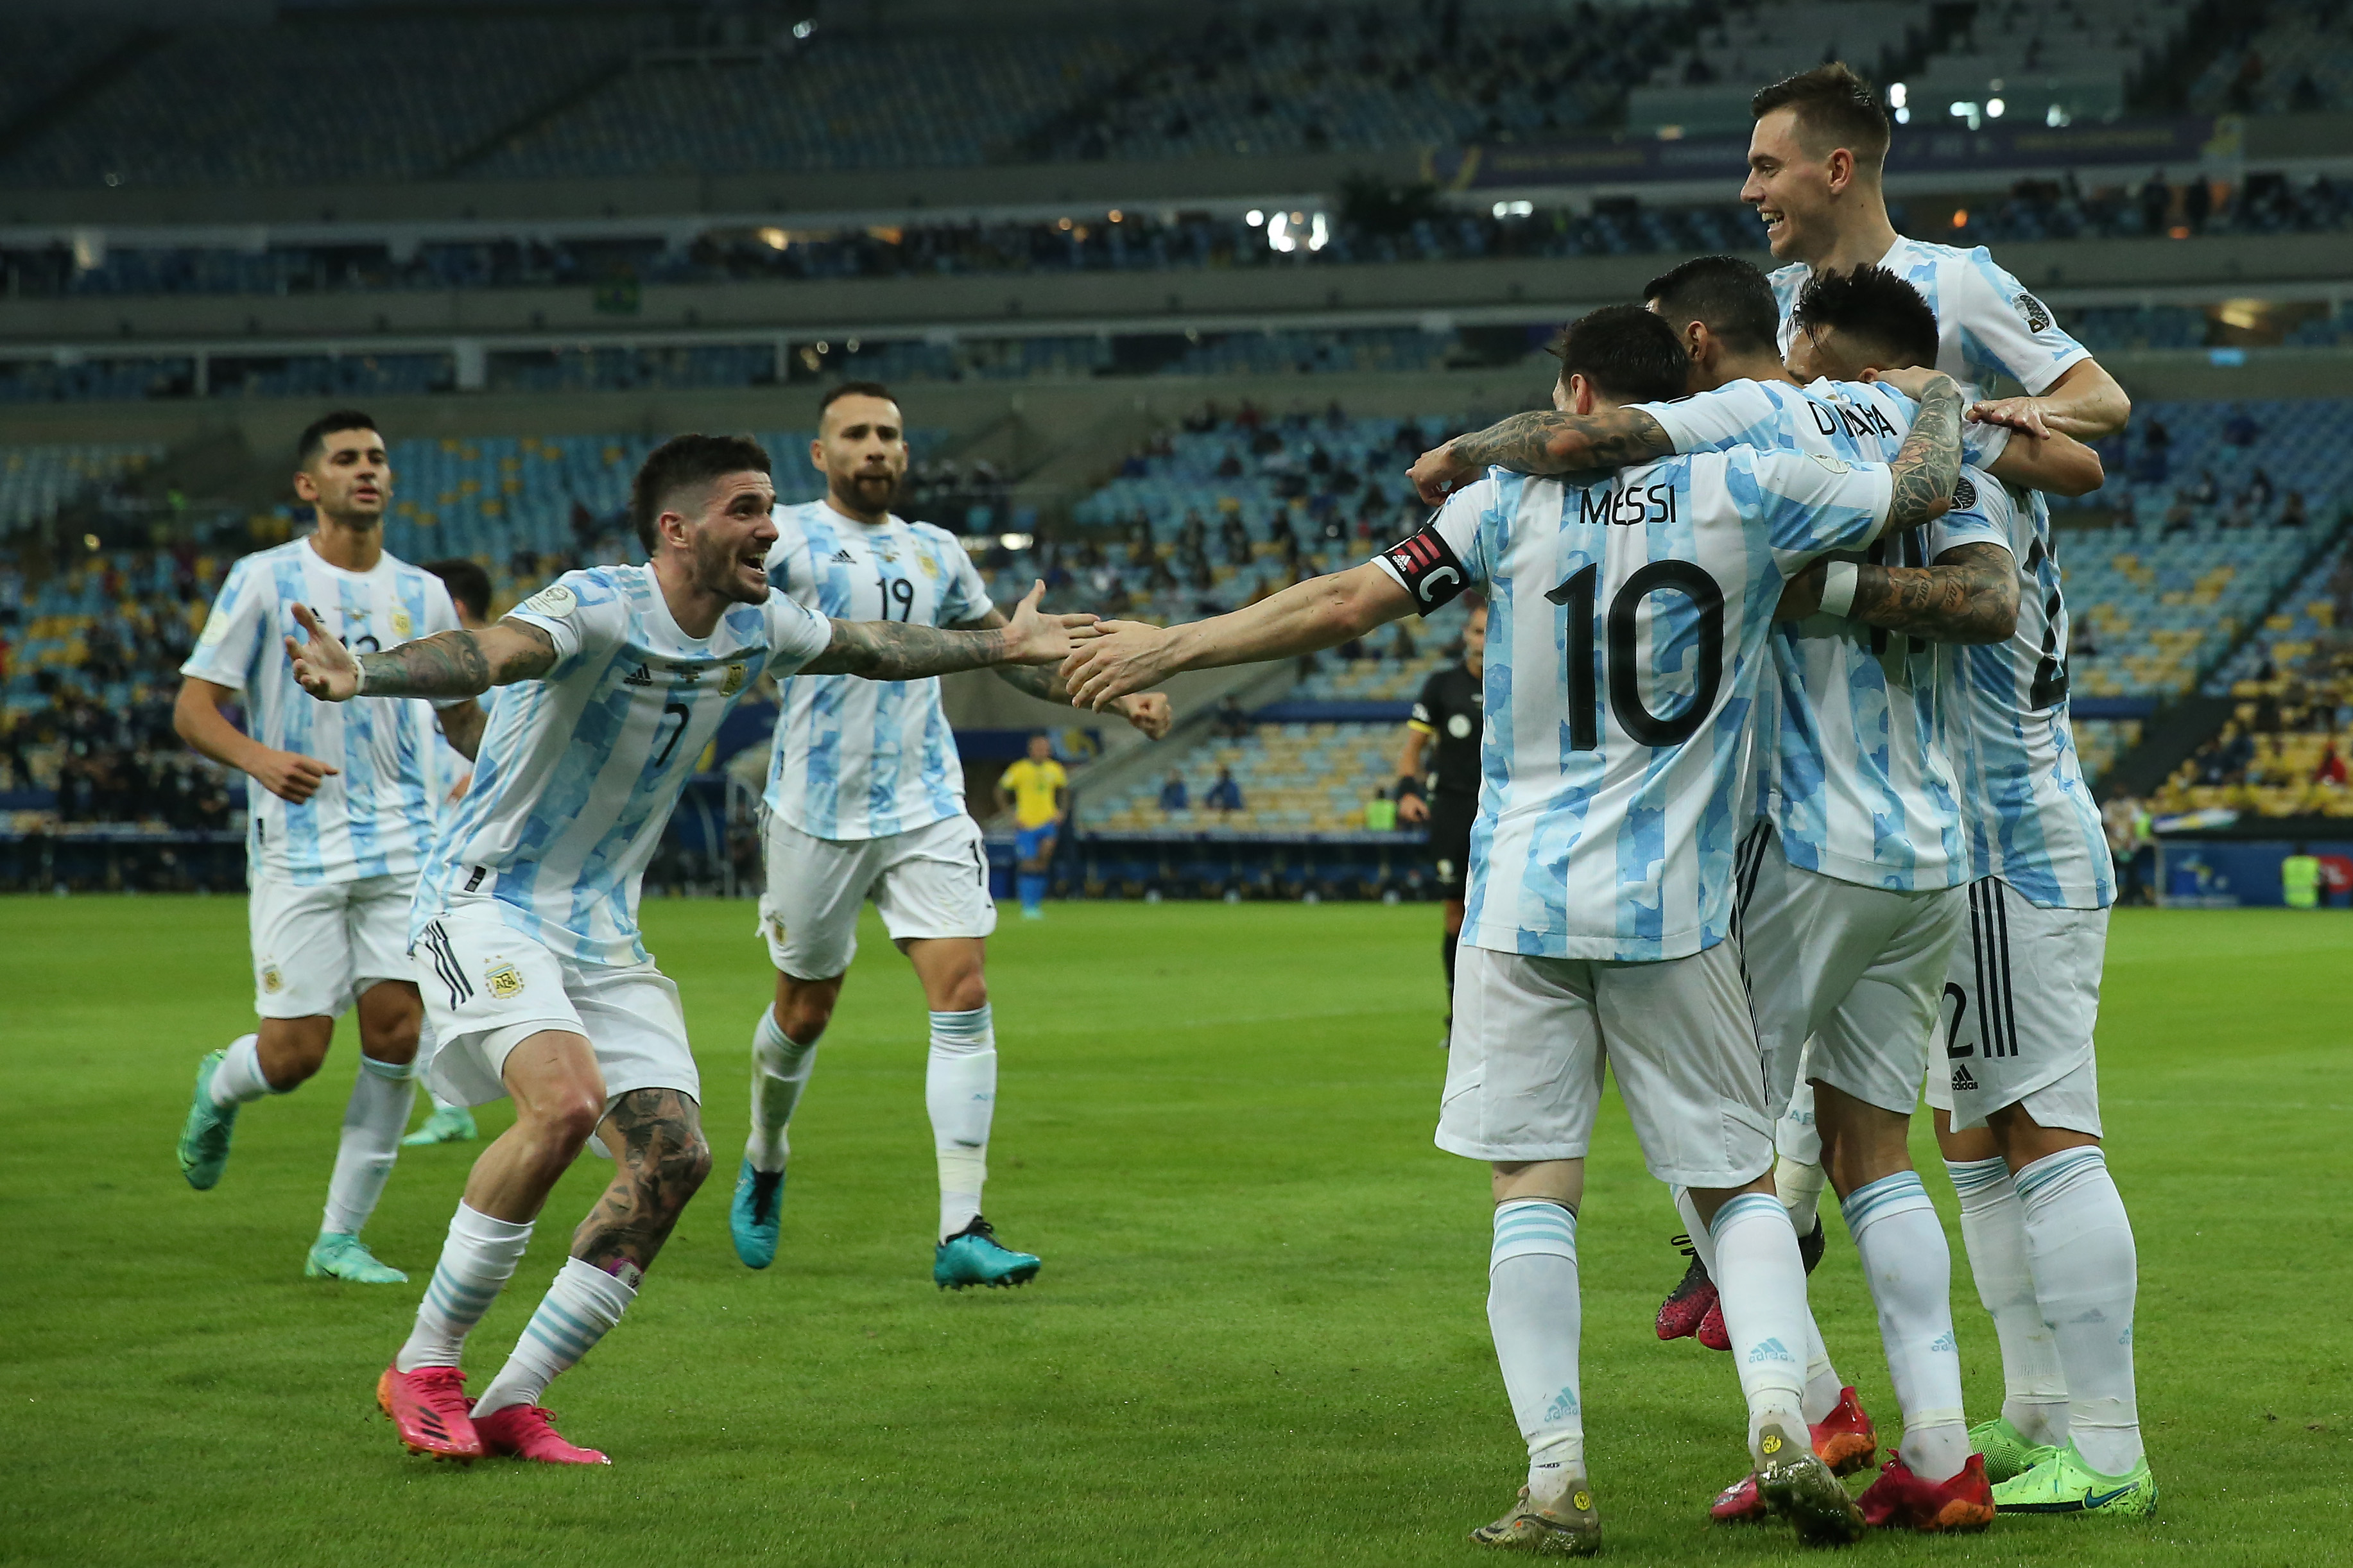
left=1372, top=447, right=1897, bottom=963
left=179, top=537, right=461, bottom=886
left=1641, top=378, right=2010, bottom=890
left=762, top=500, right=994, bottom=841
left=1771, top=237, right=2091, bottom=404
left=416, top=565, right=832, bottom=968
left=1937, top=478, right=2116, bottom=909
left=426, top=702, right=481, bottom=817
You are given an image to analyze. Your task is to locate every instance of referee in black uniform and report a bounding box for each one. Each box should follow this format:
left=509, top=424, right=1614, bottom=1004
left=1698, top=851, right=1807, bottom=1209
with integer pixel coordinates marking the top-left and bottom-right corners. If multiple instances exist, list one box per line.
left=1395, top=594, right=1485, bottom=1037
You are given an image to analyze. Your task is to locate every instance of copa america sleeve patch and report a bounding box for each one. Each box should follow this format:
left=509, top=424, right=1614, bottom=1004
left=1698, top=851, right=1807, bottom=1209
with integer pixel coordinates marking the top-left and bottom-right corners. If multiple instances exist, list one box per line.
left=1382, top=526, right=1470, bottom=615
left=521, top=583, right=577, bottom=619
left=1951, top=474, right=1978, bottom=512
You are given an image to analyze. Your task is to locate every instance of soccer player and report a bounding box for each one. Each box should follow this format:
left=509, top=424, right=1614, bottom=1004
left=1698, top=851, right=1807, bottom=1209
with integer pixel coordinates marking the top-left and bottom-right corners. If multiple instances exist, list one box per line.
left=286, top=432, right=1094, bottom=1465
left=732, top=382, right=1169, bottom=1289
left=995, top=732, right=1069, bottom=920
left=1394, top=594, right=1484, bottom=1038
left=1062, top=305, right=1969, bottom=1551
left=403, top=556, right=495, bottom=1148
left=1415, top=260, right=2034, bottom=1531
left=171, top=409, right=478, bottom=1283
left=1791, top=318, right=2154, bottom=1517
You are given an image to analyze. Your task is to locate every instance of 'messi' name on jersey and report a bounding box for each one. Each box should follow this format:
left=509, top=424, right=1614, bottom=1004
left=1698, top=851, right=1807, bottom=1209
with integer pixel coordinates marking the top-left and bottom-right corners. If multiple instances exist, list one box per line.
left=1578, top=480, right=1680, bottom=528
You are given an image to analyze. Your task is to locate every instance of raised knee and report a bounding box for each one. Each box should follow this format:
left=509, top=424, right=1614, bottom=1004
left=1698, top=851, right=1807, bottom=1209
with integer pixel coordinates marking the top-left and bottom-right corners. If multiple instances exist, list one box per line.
left=541, top=1094, right=603, bottom=1155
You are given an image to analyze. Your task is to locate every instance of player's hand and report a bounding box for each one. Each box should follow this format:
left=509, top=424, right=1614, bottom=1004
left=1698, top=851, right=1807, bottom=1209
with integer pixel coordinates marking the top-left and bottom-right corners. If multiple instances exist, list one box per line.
left=286, top=603, right=362, bottom=701
left=1966, top=394, right=2051, bottom=439
left=250, top=747, right=340, bottom=804
left=1775, top=563, right=1827, bottom=621
left=1114, top=690, right=1173, bottom=740
left=1407, top=441, right=1478, bottom=506
left=1859, top=365, right=1956, bottom=402
left=1002, top=581, right=1101, bottom=665
left=1061, top=619, right=1178, bottom=711
left=1397, top=793, right=1429, bottom=824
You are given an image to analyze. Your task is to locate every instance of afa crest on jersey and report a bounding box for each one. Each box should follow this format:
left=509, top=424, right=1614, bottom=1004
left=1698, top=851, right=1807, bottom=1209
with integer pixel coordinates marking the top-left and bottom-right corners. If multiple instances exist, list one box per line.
left=721, top=662, right=746, bottom=697
left=392, top=608, right=414, bottom=639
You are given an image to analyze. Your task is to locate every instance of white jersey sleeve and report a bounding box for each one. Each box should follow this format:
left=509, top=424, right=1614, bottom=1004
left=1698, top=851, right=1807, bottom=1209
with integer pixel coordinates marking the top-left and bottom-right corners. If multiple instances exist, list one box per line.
left=180, top=557, right=271, bottom=692
left=1744, top=447, right=1894, bottom=563
left=936, top=537, right=994, bottom=627
left=510, top=576, right=630, bottom=673
left=1639, top=381, right=1784, bottom=454
left=761, top=591, right=832, bottom=678
left=1936, top=247, right=2090, bottom=397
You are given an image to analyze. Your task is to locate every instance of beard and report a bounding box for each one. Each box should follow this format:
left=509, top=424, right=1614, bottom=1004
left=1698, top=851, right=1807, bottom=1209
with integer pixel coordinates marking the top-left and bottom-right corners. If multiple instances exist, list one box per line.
left=833, top=466, right=899, bottom=515
left=694, top=531, right=768, bottom=605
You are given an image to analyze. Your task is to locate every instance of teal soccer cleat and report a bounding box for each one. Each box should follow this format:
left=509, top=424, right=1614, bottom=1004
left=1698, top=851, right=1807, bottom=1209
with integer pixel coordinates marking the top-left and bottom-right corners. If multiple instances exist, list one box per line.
left=306, top=1232, right=409, bottom=1284
left=730, top=1159, right=786, bottom=1270
left=1970, top=1415, right=2055, bottom=1484
left=401, top=1105, right=478, bottom=1146
left=177, top=1049, right=239, bottom=1190
left=934, top=1216, right=1041, bottom=1291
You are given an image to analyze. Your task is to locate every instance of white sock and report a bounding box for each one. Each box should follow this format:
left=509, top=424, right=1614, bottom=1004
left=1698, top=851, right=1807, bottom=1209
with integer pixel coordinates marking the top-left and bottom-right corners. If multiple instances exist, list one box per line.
left=210, top=1033, right=276, bottom=1106
left=1947, top=1155, right=2069, bottom=1447
left=320, top=1055, right=415, bottom=1237
left=1841, top=1171, right=1969, bottom=1482
left=1678, top=1185, right=1842, bottom=1424
left=745, top=1006, right=819, bottom=1173
left=473, top=1257, right=635, bottom=1418
left=1486, top=1199, right=1584, bottom=1503
left=396, top=1202, right=533, bottom=1372
left=2016, top=1146, right=2143, bottom=1475
left=1708, top=1192, right=1811, bottom=1464
left=927, top=1006, right=996, bottom=1241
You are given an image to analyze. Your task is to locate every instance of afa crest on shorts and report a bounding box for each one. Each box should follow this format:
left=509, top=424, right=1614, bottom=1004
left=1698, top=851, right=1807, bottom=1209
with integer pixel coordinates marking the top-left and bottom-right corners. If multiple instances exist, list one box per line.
left=261, top=963, right=283, bottom=994
left=485, top=963, right=526, bottom=999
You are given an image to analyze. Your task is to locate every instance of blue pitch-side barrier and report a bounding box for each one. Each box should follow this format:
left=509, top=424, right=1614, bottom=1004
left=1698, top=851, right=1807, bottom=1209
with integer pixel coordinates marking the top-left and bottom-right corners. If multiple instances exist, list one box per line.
left=2155, top=836, right=2353, bottom=908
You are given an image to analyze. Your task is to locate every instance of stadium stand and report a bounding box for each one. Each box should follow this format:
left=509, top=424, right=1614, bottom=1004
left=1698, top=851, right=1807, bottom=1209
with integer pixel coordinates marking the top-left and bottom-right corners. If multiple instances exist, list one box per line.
left=0, top=442, right=164, bottom=536
left=2190, top=0, right=2353, bottom=116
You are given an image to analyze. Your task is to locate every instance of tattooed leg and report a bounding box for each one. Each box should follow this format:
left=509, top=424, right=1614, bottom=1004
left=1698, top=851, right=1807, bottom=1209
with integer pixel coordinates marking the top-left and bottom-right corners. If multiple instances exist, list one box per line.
left=572, top=1087, right=714, bottom=1280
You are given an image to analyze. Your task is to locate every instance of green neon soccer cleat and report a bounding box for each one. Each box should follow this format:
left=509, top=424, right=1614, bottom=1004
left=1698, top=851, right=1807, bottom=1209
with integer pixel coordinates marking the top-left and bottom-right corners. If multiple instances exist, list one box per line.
left=1992, top=1442, right=2157, bottom=1518
left=401, top=1105, right=478, bottom=1146
left=729, top=1159, right=786, bottom=1270
left=1970, top=1415, right=2056, bottom=1484
left=177, top=1049, right=240, bottom=1191
left=306, top=1232, right=409, bottom=1284
left=934, top=1216, right=1041, bottom=1291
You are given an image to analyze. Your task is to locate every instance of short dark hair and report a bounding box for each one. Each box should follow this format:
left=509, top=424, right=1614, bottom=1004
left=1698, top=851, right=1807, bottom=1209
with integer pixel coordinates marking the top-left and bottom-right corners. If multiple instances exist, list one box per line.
left=1791, top=264, right=1940, bottom=372
left=422, top=557, right=492, bottom=622
left=1546, top=306, right=1691, bottom=407
left=1752, top=62, right=1890, bottom=169
left=820, top=381, right=897, bottom=421
left=296, top=409, right=380, bottom=467
left=1644, top=255, right=1780, bottom=358
left=628, top=433, right=771, bottom=554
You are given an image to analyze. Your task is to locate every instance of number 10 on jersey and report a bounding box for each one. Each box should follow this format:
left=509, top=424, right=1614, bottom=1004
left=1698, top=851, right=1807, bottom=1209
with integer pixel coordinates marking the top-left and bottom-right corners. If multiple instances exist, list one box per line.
left=1546, top=560, right=1725, bottom=752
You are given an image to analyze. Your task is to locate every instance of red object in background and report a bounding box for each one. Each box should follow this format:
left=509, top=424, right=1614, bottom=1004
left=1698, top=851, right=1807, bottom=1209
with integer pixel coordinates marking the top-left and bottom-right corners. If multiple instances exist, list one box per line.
left=2316, top=855, right=2353, bottom=894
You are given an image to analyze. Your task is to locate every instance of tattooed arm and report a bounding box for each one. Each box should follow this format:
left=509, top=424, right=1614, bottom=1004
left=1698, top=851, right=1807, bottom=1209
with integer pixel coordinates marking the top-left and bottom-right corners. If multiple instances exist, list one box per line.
left=573, top=1087, right=712, bottom=1280
left=952, top=603, right=1173, bottom=739
left=803, top=581, right=1096, bottom=678
left=1777, top=542, right=2019, bottom=644
left=287, top=603, right=556, bottom=702
left=1407, top=408, right=1675, bottom=503
left=1877, top=370, right=1966, bottom=531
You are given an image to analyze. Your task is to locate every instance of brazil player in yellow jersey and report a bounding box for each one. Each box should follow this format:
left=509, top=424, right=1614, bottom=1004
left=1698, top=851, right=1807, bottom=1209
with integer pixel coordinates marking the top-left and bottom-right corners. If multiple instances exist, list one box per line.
left=996, top=733, right=1068, bottom=920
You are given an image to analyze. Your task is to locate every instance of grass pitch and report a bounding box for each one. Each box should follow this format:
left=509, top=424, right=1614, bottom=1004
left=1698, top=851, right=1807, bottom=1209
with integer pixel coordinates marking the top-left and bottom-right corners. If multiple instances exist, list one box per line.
left=2, top=897, right=2347, bottom=1567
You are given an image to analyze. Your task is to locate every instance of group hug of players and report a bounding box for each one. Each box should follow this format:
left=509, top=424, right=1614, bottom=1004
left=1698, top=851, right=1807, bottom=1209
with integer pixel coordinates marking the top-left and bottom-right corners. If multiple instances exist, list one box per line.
left=168, top=64, right=2145, bottom=1550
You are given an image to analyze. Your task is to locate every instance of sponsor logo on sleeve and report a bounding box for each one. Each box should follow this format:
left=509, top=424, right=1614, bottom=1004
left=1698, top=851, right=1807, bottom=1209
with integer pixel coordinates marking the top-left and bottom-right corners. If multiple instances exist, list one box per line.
left=197, top=608, right=231, bottom=648
left=2014, top=292, right=2053, bottom=332
left=521, top=583, right=578, bottom=619
left=1806, top=452, right=1854, bottom=474
left=1952, top=475, right=1979, bottom=512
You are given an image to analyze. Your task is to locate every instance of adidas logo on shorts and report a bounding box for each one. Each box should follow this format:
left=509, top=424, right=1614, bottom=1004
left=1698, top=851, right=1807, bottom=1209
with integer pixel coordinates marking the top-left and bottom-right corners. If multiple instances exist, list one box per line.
left=1951, top=1064, right=1978, bottom=1090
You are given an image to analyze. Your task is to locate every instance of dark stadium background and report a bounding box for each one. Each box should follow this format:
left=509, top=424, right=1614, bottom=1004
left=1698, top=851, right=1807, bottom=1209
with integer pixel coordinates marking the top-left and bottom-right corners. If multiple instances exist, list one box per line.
left=2, top=0, right=2349, bottom=908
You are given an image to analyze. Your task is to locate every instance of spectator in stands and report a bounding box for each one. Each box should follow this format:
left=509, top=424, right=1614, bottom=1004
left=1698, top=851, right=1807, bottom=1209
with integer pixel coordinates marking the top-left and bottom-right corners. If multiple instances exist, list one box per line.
left=2192, top=469, right=2221, bottom=506
left=2248, top=468, right=2276, bottom=510
left=1386, top=622, right=1418, bottom=662
left=1205, top=766, right=1244, bottom=813
left=1214, top=694, right=1250, bottom=739
left=2162, top=491, right=2196, bottom=535
left=2317, top=744, right=2349, bottom=788
left=2279, top=490, right=2308, bottom=528
left=1159, top=771, right=1188, bottom=811
left=2223, top=405, right=2261, bottom=447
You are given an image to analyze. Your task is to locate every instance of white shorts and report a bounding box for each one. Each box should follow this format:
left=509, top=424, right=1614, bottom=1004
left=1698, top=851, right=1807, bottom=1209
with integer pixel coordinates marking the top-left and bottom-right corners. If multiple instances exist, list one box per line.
left=757, top=811, right=996, bottom=980
left=1740, top=826, right=1965, bottom=1117
left=1924, top=879, right=2108, bottom=1137
left=412, top=900, right=698, bottom=1112
left=248, top=870, right=415, bottom=1019
left=1438, top=942, right=1777, bottom=1190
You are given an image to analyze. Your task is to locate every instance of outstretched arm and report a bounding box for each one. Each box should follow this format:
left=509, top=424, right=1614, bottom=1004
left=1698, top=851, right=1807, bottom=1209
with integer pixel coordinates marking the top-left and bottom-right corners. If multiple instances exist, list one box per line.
left=1986, top=427, right=2104, bottom=498
left=802, top=582, right=1096, bottom=680
left=1061, top=562, right=1414, bottom=710
left=1777, top=542, right=2019, bottom=644
left=952, top=603, right=1173, bottom=739
left=1970, top=358, right=2131, bottom=442
left=288, top=603, right=556, bottom=702
left=1407, top=408, right=1675, bottom=503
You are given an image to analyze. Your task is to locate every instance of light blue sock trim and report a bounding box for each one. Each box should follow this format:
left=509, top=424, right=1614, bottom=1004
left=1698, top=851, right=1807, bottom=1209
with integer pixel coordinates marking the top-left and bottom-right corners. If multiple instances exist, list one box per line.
left=2013, top=1144, right=2107, bottom=1207
left=1840, top=1169, right=1932, bottom=1232
left=929, top=1005, right=994, bottom=1047
left=1707, top=1190, right=1788, bottom=1241
left=1490, top=1198, right=1577, bottom=1267
left=359, top=1053, right=415, bottom=1082
left=1944, top=1155, right=2012, bottom=1198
